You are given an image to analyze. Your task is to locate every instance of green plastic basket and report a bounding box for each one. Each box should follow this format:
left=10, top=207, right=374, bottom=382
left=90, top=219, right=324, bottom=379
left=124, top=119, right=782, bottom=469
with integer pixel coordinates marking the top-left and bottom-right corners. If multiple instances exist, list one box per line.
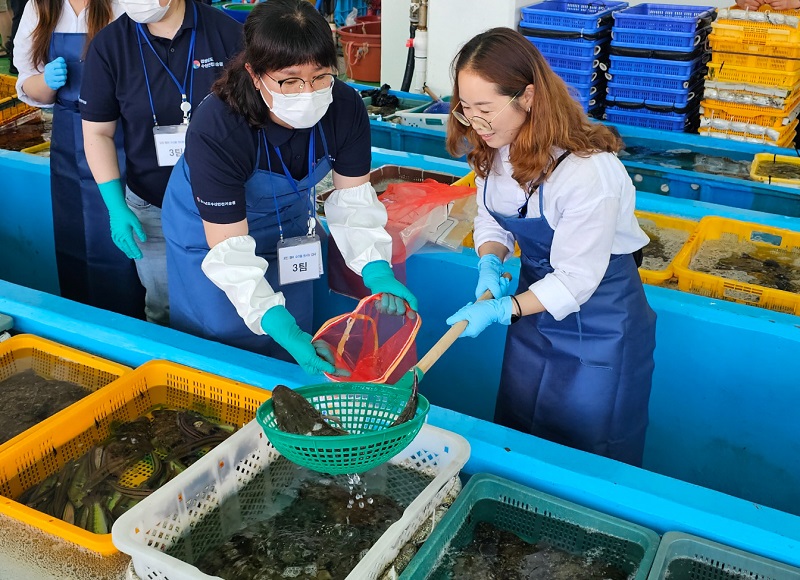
left=255, top=381, right=429, bottom=475
left=647, top=532, right=800, bottom=579
left=401, top=473, right=661, bottom=580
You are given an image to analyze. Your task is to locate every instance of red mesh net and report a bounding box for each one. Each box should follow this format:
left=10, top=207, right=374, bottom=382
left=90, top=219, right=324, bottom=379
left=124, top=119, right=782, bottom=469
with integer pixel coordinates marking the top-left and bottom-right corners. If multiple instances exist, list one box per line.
left=313, top=294, right=421, bottom=383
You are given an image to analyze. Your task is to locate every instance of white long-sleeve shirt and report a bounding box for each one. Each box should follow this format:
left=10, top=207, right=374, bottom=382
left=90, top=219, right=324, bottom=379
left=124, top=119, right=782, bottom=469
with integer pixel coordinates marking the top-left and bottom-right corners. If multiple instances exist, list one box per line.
left=14, top=0, right=124, bottom=107
left=473, top=145, right=648, bottom=321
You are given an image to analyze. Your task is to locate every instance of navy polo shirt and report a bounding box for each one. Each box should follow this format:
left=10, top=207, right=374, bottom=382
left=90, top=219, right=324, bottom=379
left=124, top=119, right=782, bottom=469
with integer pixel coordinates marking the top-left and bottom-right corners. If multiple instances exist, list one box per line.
left=80, top=0, right=243, bottom=207
left=185, top=80, right=371, bottom=224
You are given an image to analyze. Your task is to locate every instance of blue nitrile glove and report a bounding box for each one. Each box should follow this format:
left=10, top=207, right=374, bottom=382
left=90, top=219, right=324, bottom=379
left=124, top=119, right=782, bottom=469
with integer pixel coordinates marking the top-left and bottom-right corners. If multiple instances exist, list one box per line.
left=44, top=57, right=68, bottom=91
left=446, top=296, right=513, bottom=338
left=98, top=179, right=146, bottom=260
left=261, top=306, right=342, bottom=376
left=476, top=254, right=510, bottom=300
left=361, top=260, right=419, bottom=316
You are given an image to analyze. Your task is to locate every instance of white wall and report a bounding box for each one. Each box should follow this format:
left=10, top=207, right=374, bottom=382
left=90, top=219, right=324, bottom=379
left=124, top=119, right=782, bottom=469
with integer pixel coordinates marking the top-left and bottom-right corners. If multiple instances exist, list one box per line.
left=380, top=0, right=728, bottom=96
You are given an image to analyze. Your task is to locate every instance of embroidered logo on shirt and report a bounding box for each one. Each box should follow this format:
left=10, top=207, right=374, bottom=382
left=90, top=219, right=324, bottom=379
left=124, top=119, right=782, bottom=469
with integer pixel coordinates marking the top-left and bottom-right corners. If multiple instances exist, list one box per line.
left=193, top=57, right=223, bottom=69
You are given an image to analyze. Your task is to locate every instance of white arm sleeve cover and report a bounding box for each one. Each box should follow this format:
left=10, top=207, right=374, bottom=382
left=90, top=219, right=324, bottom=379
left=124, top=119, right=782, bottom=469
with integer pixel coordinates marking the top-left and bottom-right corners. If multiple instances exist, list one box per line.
left=200, top=235, right=286, bottom=335
left=324, top=182, right=393, bottom=275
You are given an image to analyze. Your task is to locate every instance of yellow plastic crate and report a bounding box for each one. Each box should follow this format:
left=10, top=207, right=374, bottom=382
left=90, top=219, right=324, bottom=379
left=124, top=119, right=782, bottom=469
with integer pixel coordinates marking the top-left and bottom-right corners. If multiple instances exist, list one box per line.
left=700, top=98, right=800, bottom=131
left=711, top=19, right=800, bottom=45
left=672, top=216, right=800, bottom=315
left=710, top=50, right=800, bottom=73
left=750, top=152, right=800, bottom=188
left=0, top=334, right=131, bottom=455
left=699, top=118, right=798, bottom=147
left=453, top=171, right=476, bottom=188
left=0, top=75, right=37, bottom=128
left=0, top=359, right=271, bottom=555
left=635, top=211, right=699, bottom=285
left=706, top=62, right=800, bottom=89
left=708, top=33, right=800, bottom=58
left=455, top=171, right=523, bottom=257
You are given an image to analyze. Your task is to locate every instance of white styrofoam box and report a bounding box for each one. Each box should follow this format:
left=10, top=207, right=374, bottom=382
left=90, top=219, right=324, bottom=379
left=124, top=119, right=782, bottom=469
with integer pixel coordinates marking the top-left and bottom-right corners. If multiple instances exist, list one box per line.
left=112, top=420, right=470, bottom=580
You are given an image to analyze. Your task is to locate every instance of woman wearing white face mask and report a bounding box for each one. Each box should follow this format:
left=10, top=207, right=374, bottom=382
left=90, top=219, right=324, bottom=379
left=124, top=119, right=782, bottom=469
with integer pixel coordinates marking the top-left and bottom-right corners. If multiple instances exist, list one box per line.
left=161, top=0, right=416, bottom=376
left=79, top=0, right=242, bottom=325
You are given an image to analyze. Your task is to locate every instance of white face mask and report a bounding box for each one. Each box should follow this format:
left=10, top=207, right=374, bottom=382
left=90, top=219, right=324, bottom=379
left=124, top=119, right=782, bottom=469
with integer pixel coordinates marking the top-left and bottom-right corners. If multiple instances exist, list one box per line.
left=121, top=0, right=171, bottom=24
left=261, top=79, right=334, bottom=129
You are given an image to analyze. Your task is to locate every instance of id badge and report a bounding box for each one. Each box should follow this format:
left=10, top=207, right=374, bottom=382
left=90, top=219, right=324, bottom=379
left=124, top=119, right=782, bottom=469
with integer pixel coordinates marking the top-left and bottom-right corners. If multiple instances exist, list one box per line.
left=277, top=235, right=323, bottom=285
left=153, top=125, right=188, bottom=167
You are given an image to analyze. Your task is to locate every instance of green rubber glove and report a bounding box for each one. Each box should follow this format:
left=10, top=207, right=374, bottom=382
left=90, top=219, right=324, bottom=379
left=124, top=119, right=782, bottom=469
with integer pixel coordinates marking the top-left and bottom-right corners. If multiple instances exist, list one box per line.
left=98, top=179, right=146, bottom=260
left=261, top=306, right=341, bottom=376
left=361, top=260, right=419, bottom=316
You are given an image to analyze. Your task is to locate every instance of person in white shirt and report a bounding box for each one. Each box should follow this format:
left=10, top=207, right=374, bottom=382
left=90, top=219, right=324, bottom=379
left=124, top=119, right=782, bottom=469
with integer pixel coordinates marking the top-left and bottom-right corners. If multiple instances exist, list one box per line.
left=13, top=0, right=146, bottom=318
left=445, top=28, right=656, bottom=467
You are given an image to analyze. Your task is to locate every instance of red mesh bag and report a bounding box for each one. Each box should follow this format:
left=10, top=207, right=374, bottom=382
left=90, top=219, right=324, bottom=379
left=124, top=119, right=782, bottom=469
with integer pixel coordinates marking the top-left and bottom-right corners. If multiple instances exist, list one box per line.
left=312, top=294, right=422, bottom=383
left=328, top=180, right=476, bottom=299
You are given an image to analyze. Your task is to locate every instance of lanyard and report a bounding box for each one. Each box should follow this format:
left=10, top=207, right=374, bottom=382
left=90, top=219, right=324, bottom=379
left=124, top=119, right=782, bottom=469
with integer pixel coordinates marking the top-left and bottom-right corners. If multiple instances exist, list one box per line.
left=263, top=128, right=317, bottom=241
left=136, top=2, right=198, bottom=126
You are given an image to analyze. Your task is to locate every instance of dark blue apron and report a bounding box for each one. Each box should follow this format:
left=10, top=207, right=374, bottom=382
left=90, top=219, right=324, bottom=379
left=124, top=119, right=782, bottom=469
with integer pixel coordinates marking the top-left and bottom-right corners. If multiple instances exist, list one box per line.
left=489, top=160, right=657, bottom=466
left=163, top=125, right=332, bottom=358
left=49, top=32, right=144, bottom=317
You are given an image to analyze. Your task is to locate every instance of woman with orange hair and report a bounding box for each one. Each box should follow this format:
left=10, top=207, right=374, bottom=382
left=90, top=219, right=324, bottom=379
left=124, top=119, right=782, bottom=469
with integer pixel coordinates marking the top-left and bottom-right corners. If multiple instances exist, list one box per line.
left=445, top=28, right=656, bottom=466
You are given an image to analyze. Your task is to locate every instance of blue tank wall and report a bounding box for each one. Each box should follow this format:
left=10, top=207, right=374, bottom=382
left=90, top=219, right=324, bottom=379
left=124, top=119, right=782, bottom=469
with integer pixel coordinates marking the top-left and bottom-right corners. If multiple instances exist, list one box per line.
left=2, top=147, right=800, bottom=529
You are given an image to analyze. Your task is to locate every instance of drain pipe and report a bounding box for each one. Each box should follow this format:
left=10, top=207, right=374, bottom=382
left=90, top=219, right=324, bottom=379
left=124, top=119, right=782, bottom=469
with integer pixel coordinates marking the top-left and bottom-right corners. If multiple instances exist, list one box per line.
left=411, top=0, right=428, bottom=94
left=400, top=0, right=420, bottom=92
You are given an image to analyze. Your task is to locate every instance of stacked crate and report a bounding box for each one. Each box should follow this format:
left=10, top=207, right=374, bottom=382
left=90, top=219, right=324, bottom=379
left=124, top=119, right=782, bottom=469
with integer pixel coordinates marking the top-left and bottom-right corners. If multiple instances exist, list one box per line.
left=518, top=0, right=629, bottom=118
left=702, top=6, right=800, bottom=147
left=604, top=3, right=715, bottom=132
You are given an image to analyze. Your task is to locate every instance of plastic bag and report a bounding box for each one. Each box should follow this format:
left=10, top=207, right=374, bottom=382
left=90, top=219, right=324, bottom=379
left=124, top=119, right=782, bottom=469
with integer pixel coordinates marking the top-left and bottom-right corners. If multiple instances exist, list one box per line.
left=313, top=294, right=421, bottom=383
left=345, top=7, right=358, bottom=26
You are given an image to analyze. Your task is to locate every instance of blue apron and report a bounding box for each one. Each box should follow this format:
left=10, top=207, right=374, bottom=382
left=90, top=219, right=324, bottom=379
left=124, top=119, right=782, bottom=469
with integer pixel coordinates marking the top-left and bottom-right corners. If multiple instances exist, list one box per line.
left=49, top=32, right=145, bottom=318
left=163, top=125, right=332, bottom=358
left=489, top=161, right=657, bottom=466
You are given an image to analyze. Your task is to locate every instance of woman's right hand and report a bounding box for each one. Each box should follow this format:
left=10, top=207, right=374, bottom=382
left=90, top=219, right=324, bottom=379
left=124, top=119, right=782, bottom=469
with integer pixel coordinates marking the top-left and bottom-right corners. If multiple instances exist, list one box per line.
left=43, top=57, right=68, bottom=91
left=735, top=0, right=764, bottom=8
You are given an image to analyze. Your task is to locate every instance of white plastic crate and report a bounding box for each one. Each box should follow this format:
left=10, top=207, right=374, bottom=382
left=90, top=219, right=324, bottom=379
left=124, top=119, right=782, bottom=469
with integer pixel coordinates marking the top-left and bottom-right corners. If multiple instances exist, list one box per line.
left=112, top=420, right=470, bottom=580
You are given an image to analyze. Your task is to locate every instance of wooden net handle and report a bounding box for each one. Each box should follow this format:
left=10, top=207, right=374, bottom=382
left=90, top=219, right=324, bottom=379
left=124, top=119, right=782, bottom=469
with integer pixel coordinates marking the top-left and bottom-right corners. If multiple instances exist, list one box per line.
left=416, top=272, right=512, bottom=375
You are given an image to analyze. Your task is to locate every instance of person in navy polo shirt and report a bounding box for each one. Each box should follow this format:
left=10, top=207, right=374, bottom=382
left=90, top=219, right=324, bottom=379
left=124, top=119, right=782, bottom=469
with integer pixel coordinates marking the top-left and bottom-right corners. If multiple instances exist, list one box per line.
left=80, top=0, right=242, bottom=325
left=161, top=0, right=416, bottom=376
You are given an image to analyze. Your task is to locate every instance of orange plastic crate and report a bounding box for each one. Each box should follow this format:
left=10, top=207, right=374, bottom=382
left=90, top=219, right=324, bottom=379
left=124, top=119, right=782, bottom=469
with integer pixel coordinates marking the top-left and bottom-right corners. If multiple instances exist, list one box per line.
left=711, top=18, right=800, bottom=45
left=709, top=33, right=800, bottom=59
left=700, top=98, right=800, bottom=132
left=699, top=118, right=798, bottom=147
left=0, top=75, right=37, bottom=128
left=706, top=62, right=800, bottom=89
left=672, top=216, right=800, bottom=315
left=0, top=359, right=271, bottom=555
left=0, top=334, right=131, bottom=455
left=710, top=50, right=800, bottom=73
left=636, top=211, right=699, bottom=285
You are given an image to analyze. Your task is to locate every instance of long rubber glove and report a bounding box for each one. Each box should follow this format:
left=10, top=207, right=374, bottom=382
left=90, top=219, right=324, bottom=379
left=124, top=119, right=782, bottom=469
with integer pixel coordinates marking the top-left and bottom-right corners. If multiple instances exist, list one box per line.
left=98, top=179, right=146, bottom=260
left=475, top=254, right=511, bottom=300
left=43, top=57, right=68, bottom=91
left=446, top=296, right=513, bottom=338
left=362, top=260, right=418, bottom=316
left=261, top=306, right=339, bottom=376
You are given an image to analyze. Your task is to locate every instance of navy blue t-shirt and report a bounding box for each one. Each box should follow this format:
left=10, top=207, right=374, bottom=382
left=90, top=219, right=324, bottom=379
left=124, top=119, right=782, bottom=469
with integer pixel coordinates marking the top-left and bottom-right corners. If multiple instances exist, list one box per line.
left=80, top=0, right=243, bottom=207
left=185, top=80, right=371, bottom=224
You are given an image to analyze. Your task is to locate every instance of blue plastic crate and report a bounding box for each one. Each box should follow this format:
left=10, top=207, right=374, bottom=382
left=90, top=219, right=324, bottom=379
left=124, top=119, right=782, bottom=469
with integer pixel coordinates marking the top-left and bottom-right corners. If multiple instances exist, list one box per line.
left=605, top=107, right=699, bottom=131
left=569, top=77, right=606, bottom=100
left=552, top=65, right=601, bottom=87
left=612, top=4, right=715, bottom=34
left=527, top=35, right=609, bottom=60
left=521, top=0, right=629, bottom=33
left=607, top=81, right=701, bottom=108
left=608, top=54, right=703, bottom=77
left=544, top=53, right=602, bottom=72
left=611, top=27, right=710, bottom=53
left=607, top=65, right=705, bottom=91
left=401, top=474, right=660, bottom=580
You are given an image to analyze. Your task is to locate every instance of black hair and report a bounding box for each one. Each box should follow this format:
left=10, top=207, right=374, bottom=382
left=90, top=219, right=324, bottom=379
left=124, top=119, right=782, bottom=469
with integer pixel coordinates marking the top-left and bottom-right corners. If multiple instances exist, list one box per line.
left=213, top=0, right=338, bottom=128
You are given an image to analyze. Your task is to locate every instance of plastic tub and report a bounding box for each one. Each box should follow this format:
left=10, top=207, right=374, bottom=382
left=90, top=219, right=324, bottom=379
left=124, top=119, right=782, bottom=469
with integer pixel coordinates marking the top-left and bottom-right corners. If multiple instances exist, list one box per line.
left=220, top=2, right=254, bottom=23
left=339, top=21, right=381, bottom=83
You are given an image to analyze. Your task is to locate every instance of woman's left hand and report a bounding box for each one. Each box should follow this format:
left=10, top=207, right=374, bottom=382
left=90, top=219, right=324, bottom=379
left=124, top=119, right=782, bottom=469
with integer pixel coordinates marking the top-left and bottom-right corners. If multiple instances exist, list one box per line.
left=446, top=297, right=513, bottom=338
left=765, top=0, right=799, bottom=8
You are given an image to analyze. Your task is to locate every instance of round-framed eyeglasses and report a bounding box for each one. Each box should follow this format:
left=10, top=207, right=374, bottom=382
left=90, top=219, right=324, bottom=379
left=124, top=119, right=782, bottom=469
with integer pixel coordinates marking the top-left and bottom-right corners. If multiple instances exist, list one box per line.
left=264, top=72, right=337, bottom=96
left=452, top=93, right=519, bottom=133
